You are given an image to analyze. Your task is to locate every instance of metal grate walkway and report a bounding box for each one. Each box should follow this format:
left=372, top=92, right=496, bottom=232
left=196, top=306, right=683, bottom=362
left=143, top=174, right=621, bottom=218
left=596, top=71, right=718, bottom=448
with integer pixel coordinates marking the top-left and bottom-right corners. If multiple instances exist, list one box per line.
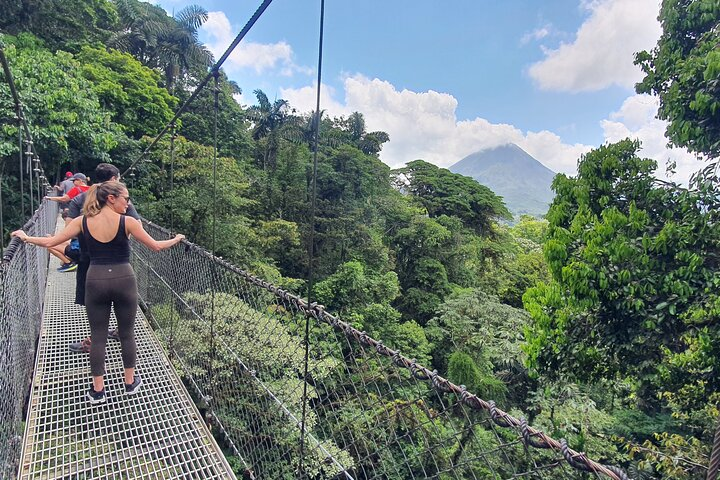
left=18, top=221, right=236, bottom=480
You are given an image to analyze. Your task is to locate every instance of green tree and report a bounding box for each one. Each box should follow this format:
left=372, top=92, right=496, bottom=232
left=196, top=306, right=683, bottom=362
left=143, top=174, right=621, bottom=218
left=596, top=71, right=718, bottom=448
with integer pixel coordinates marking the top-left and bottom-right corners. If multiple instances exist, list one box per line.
left=391, top=215, right=453, bottom=323
left=0, top=0, right=118, bottom=51
left=426, top=290, right=532, bottom=405
left=310, top=144, right=394, bottom=277
left=338, top=111, right=390, bottom=156
left=176, top=69, right=253, bottom=159
left=76, top=46, right=177, bottom=138
left=635, top=0, right=720, bottom=158
left=511, top=214, right=548, bottom=245
left=109, top=0, right=212, bottom=90
left=135, top=136, right=263, bottom=270
left=156, top=4, right=212, bottom=91
left=523, top=139, right=720, bottom=414
left=248, top=89, right=293, bottom=171
left=393, top=159, right=510, bottom=235
left=477, top=220, right=550, bottom=308
left=0, top=34, right=120, bottom=175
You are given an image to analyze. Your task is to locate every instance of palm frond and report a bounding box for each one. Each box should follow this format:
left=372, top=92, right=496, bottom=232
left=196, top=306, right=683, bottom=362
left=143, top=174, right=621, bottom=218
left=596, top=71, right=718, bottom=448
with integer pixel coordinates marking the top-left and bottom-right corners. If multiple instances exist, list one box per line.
left=175, top=4, right=208, bottom=31
left=114, top=0, right=143, bottom=27
left=107, top=31, right=132, bottom=51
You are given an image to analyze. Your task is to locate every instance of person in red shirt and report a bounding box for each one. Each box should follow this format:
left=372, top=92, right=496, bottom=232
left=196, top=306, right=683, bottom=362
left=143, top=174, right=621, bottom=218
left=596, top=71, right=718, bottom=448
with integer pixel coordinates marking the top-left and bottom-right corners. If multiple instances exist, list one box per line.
left=45, top=173, right=90, bottom=271
left=46, top=173, right=89, bottom=204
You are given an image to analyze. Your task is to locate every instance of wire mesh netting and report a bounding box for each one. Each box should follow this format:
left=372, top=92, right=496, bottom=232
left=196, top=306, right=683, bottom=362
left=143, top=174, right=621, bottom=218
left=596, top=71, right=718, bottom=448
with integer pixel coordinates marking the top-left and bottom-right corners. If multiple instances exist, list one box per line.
left=0, top=201, right=57, bottom=479
left=135, top=220, right=629, bottom=480
left=18, top=243, right=236, bottom=480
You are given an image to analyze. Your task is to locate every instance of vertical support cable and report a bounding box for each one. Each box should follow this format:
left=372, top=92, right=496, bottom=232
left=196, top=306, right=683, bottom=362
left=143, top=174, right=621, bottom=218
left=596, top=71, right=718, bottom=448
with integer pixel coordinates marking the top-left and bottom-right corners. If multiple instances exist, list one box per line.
left=18, top=119, right=24, bottom=218
left=170, top=123, right=177, bottom=234
left=300, top=0, right=325, bottom=475
left=34, top=156, right=41, bottom=207
left=167, top=123, right=178, bottom=357
left=209, top=71, right=220, bottom=370
left=708, top=418, right=720, bottom=480
left=26, top=142, right=33, bottom=213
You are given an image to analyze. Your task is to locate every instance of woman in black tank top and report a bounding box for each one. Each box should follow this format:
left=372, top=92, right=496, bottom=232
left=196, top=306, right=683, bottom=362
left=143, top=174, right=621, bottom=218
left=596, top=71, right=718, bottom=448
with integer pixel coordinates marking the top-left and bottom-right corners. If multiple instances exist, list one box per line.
left=12, top=181, right=184, bottom=405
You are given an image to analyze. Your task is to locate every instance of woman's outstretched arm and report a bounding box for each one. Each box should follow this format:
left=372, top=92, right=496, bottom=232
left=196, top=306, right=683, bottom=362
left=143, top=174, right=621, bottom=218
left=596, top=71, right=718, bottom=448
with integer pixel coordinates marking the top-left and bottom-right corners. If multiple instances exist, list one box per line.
left=12, top=217, right=83, bottom=248
left=125, top=217, right=184, bottom=252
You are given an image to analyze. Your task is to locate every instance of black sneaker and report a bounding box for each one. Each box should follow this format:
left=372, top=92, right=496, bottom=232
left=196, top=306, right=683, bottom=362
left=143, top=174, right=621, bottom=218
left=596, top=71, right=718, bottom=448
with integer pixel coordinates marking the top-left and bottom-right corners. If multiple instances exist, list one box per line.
left=69, top=337, right=91, bottom=353
left=86, top=387, right=106, bottom=405
left=108, top=328, right=120, bottom=341
left=125, top=376, right=142, bottom=395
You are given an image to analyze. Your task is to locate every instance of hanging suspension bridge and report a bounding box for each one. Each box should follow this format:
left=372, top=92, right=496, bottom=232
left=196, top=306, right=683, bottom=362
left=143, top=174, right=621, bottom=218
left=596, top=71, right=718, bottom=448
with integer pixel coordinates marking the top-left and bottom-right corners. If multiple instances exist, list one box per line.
left=2, top=199, right=635, bottom=480
left=2, top=0, right=719, bottom=479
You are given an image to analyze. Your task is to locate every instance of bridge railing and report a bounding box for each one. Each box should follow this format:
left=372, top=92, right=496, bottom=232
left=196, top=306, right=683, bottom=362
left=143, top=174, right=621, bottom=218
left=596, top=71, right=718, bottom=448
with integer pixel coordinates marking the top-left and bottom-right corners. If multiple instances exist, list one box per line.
left=134, top=219, right=628, bottom=480
left=0, top=200, right=57, bottom=479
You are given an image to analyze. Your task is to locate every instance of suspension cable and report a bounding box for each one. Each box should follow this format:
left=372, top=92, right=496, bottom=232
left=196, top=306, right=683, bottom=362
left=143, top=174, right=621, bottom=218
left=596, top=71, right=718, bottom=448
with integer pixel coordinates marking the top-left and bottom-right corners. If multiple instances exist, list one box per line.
left=121, top=0, right=274, bottom=177
left=169, top=123, right=177, bottom=233
left=27, top=144, right=33, bottom=213
left=166, top=123, right=179, bottom=356
left=208, top=71, right=220, bottom=380
left=18, top=119, right=24, bottom=220
left=299, top=0, right=327, bottom=476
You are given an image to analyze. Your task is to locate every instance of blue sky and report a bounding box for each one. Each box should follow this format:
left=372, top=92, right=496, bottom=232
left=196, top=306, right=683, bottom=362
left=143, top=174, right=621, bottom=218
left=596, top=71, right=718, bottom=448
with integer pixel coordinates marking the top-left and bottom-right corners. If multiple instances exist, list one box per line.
left=156, top=0, right=701, bottom=181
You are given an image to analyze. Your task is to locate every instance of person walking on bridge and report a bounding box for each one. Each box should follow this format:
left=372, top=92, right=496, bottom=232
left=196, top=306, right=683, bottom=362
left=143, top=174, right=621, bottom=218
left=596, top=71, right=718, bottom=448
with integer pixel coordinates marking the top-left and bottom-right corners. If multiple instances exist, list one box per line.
left=66, top=163, right=140, bottom=353
left=12, top=181, right=185, bottom=405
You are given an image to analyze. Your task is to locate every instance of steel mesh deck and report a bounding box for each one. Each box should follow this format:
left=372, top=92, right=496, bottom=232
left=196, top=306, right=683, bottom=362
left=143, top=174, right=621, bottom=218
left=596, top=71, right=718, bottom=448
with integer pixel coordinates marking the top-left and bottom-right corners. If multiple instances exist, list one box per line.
left=19, top=223, right=236, bottom=480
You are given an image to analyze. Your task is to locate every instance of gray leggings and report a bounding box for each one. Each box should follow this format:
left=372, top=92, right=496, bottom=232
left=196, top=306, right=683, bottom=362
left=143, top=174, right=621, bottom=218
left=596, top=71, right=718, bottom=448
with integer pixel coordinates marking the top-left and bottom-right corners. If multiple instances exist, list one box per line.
left=85, top=263, right=138, bottom=376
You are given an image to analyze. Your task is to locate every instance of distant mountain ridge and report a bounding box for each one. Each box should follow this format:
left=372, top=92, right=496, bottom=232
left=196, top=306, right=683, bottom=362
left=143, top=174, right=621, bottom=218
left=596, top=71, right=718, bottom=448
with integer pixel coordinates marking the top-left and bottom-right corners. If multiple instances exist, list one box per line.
left=449, top=144, right=556, bottom=219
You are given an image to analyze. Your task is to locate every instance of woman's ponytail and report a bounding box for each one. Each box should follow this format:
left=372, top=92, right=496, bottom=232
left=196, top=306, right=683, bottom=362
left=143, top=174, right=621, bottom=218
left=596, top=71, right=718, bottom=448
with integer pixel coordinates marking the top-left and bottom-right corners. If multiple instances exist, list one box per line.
left=82, top=185, right=101, bottom=216
left=82, top=181, right=125, bottom=216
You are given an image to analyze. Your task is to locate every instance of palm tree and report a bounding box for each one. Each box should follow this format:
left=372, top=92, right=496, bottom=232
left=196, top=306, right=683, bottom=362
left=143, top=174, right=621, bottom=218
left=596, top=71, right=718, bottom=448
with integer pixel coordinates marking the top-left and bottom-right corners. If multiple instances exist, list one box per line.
left=158, top=5, right=213, bottom=92
left=109, top=0, right=168, bottom=66
left=342, top=111, right=390, bottom=155
left=109, top=0, right=212, bottom=91
left=248, top=89, right=292, bottom=171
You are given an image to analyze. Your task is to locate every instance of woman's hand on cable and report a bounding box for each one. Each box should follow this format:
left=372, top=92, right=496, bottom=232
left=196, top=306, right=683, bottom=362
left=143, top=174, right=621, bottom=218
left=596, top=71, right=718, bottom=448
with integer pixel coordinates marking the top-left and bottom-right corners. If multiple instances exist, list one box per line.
left=174, top=234, right=185, bottom=243
left=11, top=230, right=28, bottom=242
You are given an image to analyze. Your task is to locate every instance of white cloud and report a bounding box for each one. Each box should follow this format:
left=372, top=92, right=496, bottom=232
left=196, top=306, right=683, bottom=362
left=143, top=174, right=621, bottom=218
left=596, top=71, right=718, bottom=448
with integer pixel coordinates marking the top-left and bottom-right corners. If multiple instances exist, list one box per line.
left=281, top=77, right=706, bottom=185
left=281, top=75, right=592, bottom=174
left=201, top=11, right=310, bottom=75
left=600, top=94, right=702, bottom=183
left=521, top=26, right=551, bottom=45
left=528, top=0, right=662, bottom=92
left=232, top=92, right=249, bottom=108
left=281, top=83, right=350, bottom=117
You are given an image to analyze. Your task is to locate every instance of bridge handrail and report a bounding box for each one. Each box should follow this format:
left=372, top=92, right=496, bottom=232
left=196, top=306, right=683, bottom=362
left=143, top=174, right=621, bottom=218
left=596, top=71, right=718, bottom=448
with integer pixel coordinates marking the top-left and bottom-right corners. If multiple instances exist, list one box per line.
left=0, top=200, right=57, bottom=479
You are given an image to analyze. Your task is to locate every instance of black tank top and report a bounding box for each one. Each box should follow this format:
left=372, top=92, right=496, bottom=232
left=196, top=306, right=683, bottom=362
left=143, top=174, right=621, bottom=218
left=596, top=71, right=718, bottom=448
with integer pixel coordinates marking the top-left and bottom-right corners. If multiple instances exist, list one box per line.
left=82, top=215, right=131, bottom=265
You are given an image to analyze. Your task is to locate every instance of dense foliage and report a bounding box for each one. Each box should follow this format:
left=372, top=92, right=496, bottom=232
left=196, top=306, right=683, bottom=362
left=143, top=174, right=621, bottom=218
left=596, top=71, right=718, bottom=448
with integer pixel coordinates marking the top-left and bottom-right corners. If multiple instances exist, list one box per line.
left=636, top=0, right=720, bottom=158
left=524, top=139, right=720, bottom=400
left=1, top=0, right=719, bottom=477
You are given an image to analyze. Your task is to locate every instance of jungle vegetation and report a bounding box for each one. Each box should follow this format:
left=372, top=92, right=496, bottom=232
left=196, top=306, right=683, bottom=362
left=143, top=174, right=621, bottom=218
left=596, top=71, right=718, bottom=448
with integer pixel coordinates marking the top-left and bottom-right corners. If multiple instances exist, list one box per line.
left=0, top=0, right=718, bottom=477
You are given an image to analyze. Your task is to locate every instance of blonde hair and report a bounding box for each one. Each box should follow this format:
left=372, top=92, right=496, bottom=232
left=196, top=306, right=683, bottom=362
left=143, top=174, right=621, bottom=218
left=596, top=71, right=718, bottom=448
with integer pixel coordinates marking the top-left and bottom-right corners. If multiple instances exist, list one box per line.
left=82, top=181, right=127, bottom=217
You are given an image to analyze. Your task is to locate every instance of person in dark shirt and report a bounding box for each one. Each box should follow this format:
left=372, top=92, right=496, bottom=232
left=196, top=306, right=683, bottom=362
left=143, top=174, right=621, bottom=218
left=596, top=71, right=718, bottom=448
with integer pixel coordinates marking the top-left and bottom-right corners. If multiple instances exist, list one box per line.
left=46, top=173, right=89, bottom=204
left=66, top=163, right=140, bottom=352
left=13, top=181, right=184, bottom=404
left=53, top=171, right=75, bottom=214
